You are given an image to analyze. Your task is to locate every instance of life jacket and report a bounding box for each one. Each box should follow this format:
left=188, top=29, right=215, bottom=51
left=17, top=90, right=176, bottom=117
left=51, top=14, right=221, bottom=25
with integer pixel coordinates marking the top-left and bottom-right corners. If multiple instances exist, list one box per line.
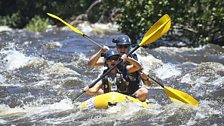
left=101, top=69, right=129, bottom=94
left=117, top=53, right=142, bottom=95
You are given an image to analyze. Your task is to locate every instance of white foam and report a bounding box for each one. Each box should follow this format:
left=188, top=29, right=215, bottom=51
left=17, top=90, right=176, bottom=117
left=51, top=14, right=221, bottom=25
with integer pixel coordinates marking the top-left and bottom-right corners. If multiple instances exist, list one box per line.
left=91, top=23, right=118, bottom=32
left=76, top=21, right=118, bottom=36
left=154, top=63, right=182, bottom=79
left=0, top=74, right=6, bottom=83
left=181, top=62, right=224, bottom=87
left=103, top=102, right=149, bottom=121
left=0, top=99, right=74, bottom=119
left=155, top=46, right=194, bottom=53
left=76, top=21, right=93, bottom=35
left=0, top=118, right=7, bottom=124
left=186, top=100, right=221, bottom=126
left=44, top=62, right=80, bottom=76
left=0, top=104, right=27, bottom=117
left=212, top=77, right=224, bottom=86
left=44, top=41, right=62, bottom=49
left=1, top=49, right=32, bottom=70
left=0, top=46, right=52, bottom=72
left=181, top=73, right=193, bottom=84
left=0, top=26, right=12, bottom=32
left=137, top=53, right=163, bottom=72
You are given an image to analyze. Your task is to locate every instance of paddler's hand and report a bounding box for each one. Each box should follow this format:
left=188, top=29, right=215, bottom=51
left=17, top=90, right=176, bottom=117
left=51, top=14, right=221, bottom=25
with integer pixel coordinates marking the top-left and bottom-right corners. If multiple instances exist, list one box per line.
left=140, top=72, right=149, bottom=80
left=100, top=46, right=109, bottom=53
left=121, top=54, right=128, bottom=62
left=83, top=86, right=89, bottom=92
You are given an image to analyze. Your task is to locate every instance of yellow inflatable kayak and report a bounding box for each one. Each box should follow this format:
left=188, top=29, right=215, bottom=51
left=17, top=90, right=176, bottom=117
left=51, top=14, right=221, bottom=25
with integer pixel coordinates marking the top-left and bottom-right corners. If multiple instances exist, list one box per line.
left=79, top=92, right=149, bottom=109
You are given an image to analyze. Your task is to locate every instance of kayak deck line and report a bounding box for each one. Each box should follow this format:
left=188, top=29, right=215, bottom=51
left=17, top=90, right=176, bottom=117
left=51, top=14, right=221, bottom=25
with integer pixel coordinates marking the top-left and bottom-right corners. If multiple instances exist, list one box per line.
left=79, top=92, right=149, bottom=109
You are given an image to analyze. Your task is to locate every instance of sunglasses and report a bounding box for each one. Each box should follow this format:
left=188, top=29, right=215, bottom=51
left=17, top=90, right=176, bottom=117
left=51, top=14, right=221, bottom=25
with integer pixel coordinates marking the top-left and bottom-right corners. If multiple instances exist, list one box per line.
left=117, top=45, right=129, bottom=48
left=107, top=56, right=120, bottom=61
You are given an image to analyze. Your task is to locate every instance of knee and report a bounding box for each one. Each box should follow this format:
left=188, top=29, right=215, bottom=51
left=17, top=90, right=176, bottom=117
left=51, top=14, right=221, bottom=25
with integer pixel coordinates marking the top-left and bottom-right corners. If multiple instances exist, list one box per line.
left=134, top=88, right=148, bottom=102
left=139, top=87, right=148, bottom=95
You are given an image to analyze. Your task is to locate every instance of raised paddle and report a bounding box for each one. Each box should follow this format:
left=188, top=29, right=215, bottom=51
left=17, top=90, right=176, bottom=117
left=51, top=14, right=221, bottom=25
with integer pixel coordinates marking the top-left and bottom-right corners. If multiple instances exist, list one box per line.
left=47, top=13, right=103, bottom=48
left=148, top=75, right=199, bottom=106
left=47, top=13, right=199, bottom=106
left=72, top=14, right=171, bottom=101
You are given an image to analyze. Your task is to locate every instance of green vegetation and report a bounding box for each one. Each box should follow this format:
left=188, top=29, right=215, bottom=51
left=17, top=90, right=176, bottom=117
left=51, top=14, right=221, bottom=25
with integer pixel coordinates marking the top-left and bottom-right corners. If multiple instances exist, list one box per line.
left=117, top=0, right=224, bottom=46
left=25, top=16, right=50, bottom=32
left=0, top=0, right=91, bottom=28
left=0, top=13, right=21, bottom=28
left=0, top=0, right=223, bottom=46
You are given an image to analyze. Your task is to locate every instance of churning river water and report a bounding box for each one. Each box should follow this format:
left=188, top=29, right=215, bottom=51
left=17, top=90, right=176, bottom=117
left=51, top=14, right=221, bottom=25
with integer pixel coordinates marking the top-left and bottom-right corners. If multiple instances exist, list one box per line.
left=0, top=25, right=223, bottom=126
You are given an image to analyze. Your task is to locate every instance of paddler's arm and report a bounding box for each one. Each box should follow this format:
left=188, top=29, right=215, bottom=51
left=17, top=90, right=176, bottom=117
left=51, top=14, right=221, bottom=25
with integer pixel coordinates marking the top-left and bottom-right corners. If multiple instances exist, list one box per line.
left=87, top=46, right=109, bottom=67
left=84, top=81, right=104, bottom=95
left=121, top=54, right=141, bottom=73
left=140, top=71, right=152, bottom=87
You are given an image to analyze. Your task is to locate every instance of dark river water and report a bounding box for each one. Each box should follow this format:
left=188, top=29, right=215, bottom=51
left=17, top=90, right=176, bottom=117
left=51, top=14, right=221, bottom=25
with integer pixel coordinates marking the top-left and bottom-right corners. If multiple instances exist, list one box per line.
left=0, top=26, right=223, bottom=126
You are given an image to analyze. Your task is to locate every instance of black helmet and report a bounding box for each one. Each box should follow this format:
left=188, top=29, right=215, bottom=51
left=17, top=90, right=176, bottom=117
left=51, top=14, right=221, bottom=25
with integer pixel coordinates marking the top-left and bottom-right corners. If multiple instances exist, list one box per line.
left=112, top=35, right=131, bottom=46
left=103, top=49, right=120, bottom=60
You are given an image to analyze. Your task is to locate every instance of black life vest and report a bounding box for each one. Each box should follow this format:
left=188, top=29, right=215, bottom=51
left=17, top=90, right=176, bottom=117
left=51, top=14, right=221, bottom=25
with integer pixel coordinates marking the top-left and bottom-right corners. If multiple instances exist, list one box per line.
left=101, top=69, right=129, bottom=94
left=117, top=53, right=142, bottom=95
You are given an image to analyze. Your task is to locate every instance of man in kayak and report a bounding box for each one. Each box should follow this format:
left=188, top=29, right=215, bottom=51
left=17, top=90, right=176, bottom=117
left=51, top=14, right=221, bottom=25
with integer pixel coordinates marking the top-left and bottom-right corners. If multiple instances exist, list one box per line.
left=87, top=35, right=151, bottom=102
left=85, top=49, right=141, bottom=96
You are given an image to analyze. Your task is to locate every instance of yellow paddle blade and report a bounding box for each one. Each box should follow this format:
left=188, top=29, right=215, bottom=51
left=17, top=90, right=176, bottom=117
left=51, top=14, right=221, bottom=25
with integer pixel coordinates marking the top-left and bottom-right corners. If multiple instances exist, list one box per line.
left=139, top=14, right=171, bottom=46
left=164, top=86, right=199, bottom=106
left=47, top=13, right=84, bottom=36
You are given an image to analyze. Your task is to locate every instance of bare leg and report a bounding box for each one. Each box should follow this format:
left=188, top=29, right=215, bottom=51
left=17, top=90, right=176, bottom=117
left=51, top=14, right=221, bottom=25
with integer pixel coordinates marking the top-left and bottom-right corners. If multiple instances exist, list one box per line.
left=96, top=88, right=104, bottom=95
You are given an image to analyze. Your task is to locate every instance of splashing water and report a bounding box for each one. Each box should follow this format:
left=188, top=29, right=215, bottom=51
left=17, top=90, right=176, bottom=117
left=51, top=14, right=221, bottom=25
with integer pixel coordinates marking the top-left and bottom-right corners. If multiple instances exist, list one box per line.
left=0, top=26, right=223, bottom=125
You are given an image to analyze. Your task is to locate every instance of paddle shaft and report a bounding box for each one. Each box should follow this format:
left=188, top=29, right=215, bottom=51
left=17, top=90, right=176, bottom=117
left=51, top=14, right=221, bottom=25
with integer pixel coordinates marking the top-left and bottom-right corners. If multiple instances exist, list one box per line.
left=83, top=34, right=103, bottom=48
left=73, top=46, right=140, bottom=101
left=147, top=75, right=165, bottom=88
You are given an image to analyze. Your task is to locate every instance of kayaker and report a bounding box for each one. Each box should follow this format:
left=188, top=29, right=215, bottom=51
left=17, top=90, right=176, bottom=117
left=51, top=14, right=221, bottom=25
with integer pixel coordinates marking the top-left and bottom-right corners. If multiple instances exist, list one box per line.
left=87, top=35, right=151, bottom=102
left=85, top=49, right=141, bottom=96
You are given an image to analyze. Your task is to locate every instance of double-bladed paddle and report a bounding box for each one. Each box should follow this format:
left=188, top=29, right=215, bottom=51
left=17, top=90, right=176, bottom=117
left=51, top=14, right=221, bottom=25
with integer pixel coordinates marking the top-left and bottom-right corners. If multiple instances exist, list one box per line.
left=47, top=13, right=199, bottom=106
left=69, top=14, right=170, bottom=101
